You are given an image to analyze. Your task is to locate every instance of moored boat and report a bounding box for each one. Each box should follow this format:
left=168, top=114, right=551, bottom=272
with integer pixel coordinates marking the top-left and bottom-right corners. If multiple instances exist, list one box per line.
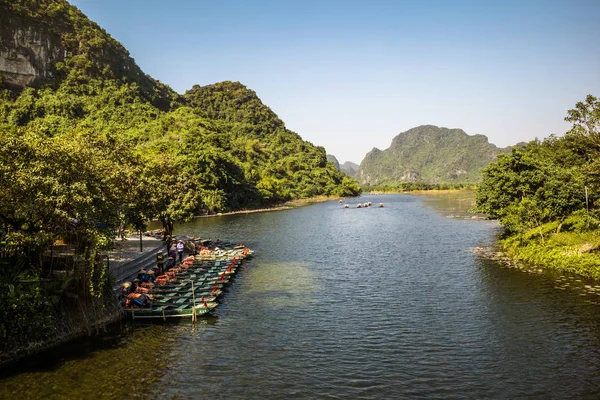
left=123, top=301, right=218, bottom=320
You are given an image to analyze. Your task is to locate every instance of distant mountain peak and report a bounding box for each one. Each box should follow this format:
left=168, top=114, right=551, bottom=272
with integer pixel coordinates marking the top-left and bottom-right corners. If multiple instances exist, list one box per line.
left=358, top=125, right=510, bottom=185
left=326, top=154, right=340, bottom=170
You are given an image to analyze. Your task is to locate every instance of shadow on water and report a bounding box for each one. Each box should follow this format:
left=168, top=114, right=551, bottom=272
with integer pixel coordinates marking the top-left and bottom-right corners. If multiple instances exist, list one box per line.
left=0, top=322, right=130, bottom=378
left=0, top=318, right=219, bottom=399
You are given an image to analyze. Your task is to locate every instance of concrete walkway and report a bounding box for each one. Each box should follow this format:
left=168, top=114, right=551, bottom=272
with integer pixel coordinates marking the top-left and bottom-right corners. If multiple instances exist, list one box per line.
left=104, top=234, right=166, bottom=288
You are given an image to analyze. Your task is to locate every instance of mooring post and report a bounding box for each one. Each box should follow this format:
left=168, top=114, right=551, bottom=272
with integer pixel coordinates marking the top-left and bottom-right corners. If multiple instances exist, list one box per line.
left=191, top=280, right=197, bottom=324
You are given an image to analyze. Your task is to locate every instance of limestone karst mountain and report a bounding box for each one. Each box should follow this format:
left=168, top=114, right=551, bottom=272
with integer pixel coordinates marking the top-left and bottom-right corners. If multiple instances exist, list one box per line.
left=357, top=125, right=510, bottom=185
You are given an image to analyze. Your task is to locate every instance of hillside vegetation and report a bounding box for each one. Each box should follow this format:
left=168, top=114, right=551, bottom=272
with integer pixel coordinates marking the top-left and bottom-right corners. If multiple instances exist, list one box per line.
left=475, top=96, right=600, bottom=278
left=0, top=0, right=359, bottom=356
left=358, top=125, right=510, bottom=186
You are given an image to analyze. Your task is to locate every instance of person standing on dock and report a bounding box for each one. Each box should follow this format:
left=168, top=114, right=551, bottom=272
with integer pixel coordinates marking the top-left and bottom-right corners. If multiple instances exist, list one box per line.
left=165, top=235, right=172, bottom=253
left=177, top=240, right=184, bottom=263
left=156, top=252, right=164, bottom=274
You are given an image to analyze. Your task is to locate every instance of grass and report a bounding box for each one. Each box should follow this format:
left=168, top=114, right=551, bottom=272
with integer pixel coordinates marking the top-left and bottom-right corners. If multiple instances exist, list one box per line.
left=501, top=214, right=600, bottom=279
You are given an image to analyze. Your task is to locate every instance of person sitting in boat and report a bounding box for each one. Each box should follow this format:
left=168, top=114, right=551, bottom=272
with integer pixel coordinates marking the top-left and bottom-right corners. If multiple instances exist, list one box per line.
left=137, top=269, right=149, bottom=282
left=119, top=282, right=132, bottom=307
left=126, top=292, right=152, bottom=308
left=131, top=279, right=141, bottom=292
left=146, top=269, right=156, bottom=283
left=132, top=279, right=150, bottom=294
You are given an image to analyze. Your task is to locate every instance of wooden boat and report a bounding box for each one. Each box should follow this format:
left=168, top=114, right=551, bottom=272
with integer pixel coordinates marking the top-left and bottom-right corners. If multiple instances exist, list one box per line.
left=379, top=203, right=384, bottom=208
left=343, top=204, right=349, bottom=209
left=123, top=301, right=218, bottom=321
left=356, top=204, right=362, bottom=208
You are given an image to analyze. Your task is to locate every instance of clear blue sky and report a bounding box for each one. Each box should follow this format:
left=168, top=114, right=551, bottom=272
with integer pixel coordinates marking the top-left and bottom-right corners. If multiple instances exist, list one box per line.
left=70, top=0, right=600, bottom=164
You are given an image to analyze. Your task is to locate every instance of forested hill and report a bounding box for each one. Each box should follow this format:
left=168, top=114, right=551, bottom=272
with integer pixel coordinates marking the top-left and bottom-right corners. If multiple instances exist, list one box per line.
left=0, top=0, right=360, bottom=270
left=357, top=125, right=510, bottom=185
left=184, top=82, right=283, bottom=130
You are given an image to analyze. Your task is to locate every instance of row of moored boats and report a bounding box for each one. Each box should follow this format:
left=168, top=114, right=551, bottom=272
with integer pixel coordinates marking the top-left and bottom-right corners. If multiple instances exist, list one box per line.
left=121, top=241, right=253, bottom=321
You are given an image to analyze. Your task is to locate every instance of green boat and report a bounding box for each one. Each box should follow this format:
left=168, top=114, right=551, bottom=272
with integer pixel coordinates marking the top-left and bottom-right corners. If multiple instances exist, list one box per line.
left=123, top=301, right=218, bottom=321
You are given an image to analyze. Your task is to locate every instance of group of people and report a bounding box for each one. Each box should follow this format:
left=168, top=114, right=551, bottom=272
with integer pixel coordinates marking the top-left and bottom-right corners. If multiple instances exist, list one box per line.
left=165, top=236, right=186, bottom=262
left=119, top=237, right=191, bottom=309
left=120, top=279, right=152, bottom=308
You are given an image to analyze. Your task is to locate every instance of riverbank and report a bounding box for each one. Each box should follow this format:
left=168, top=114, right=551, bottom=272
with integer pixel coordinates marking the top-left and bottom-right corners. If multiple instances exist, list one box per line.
left=474, top=212, right=600, bottom=280
left=0, top=236, right=166, bottom=367
left=0, top=292, right=122, bottom=367
left=368, top=188, right=474, bottom=195
left=500, top=220, right=600, bottom=280
left=196, top=195, right=340, bottom=218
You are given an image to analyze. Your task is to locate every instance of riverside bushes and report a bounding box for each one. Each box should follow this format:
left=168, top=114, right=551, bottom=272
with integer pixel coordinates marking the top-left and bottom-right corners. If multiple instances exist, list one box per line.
left=476, top=95, right=600, bottom=277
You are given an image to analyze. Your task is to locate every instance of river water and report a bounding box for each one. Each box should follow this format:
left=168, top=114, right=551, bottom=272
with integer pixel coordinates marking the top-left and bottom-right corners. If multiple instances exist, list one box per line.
left=2, top=193, right=600, bottom=399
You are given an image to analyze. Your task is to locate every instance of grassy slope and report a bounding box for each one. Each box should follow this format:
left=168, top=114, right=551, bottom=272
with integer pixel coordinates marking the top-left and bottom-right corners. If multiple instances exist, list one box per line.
left=501, top=213, right=600, bottom=279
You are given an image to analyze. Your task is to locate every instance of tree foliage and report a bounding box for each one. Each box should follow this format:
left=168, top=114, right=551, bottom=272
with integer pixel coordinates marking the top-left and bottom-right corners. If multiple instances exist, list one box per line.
left=475, top=95, right=599, bottom=234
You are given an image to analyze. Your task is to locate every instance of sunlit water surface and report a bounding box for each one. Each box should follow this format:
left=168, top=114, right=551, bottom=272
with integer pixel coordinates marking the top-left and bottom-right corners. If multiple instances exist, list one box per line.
left=2, top=194, right=600, bottom=399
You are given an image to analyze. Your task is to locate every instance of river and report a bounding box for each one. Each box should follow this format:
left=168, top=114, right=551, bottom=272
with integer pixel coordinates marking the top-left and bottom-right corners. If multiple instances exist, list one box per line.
left=2, top=193, right=600, bottom=399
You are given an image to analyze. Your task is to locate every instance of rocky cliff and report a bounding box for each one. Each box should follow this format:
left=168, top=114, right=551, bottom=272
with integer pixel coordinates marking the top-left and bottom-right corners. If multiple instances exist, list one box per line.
left=0, top=9, right=64, bottom=89
left=326, top=154, right=340, bottom=170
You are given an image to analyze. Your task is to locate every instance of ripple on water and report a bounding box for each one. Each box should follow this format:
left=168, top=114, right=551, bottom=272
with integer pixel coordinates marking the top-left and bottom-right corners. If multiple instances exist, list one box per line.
left=3, top=194, right=600, bottom=399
